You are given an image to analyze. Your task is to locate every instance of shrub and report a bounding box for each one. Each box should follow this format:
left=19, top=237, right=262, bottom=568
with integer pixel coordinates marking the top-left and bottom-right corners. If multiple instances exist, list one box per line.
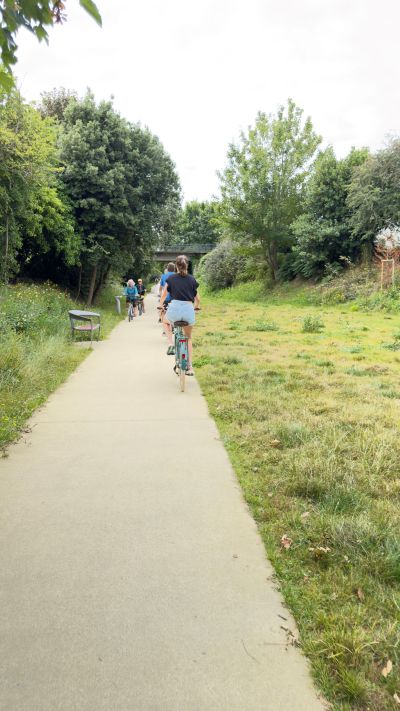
left=302, top=315, right=325, bottom=333
left=198, top=240, right=246, bottom=291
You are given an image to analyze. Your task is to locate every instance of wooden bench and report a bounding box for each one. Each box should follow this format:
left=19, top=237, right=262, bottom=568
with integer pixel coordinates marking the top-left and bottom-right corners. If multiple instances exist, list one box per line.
left=68, top=310, right=101, bottom=346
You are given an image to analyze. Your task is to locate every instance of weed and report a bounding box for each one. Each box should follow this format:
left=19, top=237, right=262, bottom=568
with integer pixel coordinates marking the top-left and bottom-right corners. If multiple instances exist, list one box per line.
left=302, top=315, right=325, bottom=333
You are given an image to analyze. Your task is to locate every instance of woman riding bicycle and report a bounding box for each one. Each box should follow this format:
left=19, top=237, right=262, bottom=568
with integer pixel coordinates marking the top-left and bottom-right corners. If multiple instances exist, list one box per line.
left=124, top=279, right=138, bottom=317
left=159, top=255, right=200, bottom=376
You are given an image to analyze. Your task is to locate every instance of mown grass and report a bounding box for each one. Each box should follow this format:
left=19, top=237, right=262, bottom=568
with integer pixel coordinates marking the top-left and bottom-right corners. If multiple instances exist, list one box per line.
left=194, top=281, right=400, bottom=711
left=0, top=282, right=121, bottom=450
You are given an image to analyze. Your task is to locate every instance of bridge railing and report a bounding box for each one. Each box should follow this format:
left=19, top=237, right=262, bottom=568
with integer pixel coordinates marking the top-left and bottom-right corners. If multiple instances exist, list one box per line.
left=155, top=244, right=214, bottom=255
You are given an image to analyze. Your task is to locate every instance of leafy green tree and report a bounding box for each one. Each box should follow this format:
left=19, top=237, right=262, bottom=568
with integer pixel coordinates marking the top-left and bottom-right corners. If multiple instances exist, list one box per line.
left=60, top=92, right=180, bottom=303
left=170, top=200, right=221, bottom=246
left=219, top=99, right=321, bottom=281
left=0, top=1, right=101, bottom=89
left=291, top=147, right=369, bottom=278
left=0, top=86, right=62, bottom=282
left=348, top=138, right=400, bottom=249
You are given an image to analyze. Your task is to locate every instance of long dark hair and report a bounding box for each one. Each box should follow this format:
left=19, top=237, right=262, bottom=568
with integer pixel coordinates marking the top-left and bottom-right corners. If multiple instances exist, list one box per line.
left=175, top=255, right=189, bottom=276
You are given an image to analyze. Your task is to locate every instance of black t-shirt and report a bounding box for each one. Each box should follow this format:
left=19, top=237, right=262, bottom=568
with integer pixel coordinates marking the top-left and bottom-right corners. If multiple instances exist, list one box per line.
left=166, top=273, right=199, bottom=302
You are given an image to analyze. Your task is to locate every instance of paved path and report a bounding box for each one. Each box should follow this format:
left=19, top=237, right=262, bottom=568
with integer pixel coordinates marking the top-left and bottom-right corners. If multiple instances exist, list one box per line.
left=0, top=297, right=325, bottom=711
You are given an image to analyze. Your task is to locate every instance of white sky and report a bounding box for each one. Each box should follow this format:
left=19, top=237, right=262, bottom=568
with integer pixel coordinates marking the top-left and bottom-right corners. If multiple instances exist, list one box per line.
left=15, top=0, right=400, bottom=202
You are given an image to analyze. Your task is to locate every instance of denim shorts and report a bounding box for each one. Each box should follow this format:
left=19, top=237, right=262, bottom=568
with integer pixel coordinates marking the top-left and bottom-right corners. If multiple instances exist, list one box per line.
left=166, top=300, right=195, bottom=326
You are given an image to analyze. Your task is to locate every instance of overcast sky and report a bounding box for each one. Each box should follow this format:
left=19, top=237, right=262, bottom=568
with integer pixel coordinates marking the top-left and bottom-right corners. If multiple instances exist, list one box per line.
left=15, top=0, right=400, bottom=202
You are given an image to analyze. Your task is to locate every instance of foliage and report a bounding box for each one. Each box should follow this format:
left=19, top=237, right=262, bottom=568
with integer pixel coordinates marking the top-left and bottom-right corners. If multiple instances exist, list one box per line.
left=348, top=138, right=400, bottom=248
left=0, top=1, right=101, bottom=89
left=218, top=99, right=321, bottom=281
left=38, top=87, right=78, bottom=121
left=170, top=200, right=221, bottom=246
left=0, top=86, right=70, bottom=282
left=301, top=314, right=325, bottom=332
left=198, top=239, right=246, bottom=291
left=195, top=288, right=400, bottom=710
left=291, top=147, right=369, bottom=278
left=59, top=91, right=180, bottom=303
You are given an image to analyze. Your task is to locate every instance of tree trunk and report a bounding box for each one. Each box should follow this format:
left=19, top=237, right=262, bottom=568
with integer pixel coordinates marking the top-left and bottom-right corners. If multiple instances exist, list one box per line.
left=93, top=263, right=111, bottom=301
left=266, top=242, right=277, bottom=282
left=76, top=264, right=82, bottom=300
left=3, top=214, right=9, bottom=284
left=86, top=263, right=98, bottom=306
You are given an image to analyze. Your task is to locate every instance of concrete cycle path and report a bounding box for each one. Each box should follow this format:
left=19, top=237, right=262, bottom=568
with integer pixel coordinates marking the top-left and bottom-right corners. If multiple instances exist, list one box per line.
left=0, top=296, right=325, bottom=711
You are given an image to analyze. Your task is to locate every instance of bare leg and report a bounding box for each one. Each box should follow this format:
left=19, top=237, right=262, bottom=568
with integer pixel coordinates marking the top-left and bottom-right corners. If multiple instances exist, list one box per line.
left=183, top=325, right=193, bottom=369
left=164, top=317, right=173, bottom=345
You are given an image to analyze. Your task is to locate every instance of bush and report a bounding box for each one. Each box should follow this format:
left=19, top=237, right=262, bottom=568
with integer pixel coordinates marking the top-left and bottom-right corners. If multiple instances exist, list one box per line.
left=302, top=315, right=325, bottom=333
left=198, top=240, right=246, bottom=291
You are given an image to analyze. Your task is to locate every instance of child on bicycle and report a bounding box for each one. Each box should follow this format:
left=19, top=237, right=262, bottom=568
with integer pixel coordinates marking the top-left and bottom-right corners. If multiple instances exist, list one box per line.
left=137, top=278, right=146, bottom=313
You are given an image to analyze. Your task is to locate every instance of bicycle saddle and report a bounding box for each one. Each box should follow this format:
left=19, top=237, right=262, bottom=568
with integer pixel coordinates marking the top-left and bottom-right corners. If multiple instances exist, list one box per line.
left=174, top=320, right=189, bottom=327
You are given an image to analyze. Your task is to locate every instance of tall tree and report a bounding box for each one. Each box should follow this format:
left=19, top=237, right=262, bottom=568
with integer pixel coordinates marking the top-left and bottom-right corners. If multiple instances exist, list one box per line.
left=0, top=1, right=101, bottom=89
left=219, top=99, right=321, bottom=280
left=291, top=146, right=369, bottom=278
left=60, top=92, right=180, bottom=303
left=348, top=138, right=400, bottom=250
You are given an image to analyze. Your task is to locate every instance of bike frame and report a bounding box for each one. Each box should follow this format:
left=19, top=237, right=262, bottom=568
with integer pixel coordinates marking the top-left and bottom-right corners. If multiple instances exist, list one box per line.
left=174, top=325, right=189, bottom=372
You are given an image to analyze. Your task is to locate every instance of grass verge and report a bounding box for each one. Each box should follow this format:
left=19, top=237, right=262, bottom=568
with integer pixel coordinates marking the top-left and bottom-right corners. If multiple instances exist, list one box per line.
left=0, top=281, right=122, bottom=450
left=195, top=282, right=400, bottom=710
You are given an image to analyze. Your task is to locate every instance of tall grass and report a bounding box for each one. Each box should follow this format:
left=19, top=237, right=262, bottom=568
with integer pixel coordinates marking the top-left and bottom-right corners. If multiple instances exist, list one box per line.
left=0, top=282, right=121, bottom=449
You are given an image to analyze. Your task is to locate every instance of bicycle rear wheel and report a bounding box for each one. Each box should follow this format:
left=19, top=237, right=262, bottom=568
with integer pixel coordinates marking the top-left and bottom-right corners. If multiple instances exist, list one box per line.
left=179, top=368, right=185, bottom=392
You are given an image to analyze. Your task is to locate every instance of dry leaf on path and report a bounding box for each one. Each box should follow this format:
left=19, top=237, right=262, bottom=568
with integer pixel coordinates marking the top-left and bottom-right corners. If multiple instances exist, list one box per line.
left=382, top=659, right=393, bottom=677
left=280, top=535, right=292, bottom=550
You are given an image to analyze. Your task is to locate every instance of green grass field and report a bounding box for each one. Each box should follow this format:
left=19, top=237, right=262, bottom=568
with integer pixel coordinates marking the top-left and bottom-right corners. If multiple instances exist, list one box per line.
left=194, top=282, right=400, bottom=710
left=0, top=282, right=122, bottom=450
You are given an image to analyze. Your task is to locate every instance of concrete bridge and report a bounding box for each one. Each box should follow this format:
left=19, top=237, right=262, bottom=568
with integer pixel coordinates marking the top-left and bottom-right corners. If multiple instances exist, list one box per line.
left=154, top=244, right=214, bottom=262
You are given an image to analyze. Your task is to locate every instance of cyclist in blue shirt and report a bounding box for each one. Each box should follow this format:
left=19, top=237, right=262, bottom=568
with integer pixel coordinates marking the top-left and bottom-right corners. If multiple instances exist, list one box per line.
left=159, top=262, right=175, bottom=331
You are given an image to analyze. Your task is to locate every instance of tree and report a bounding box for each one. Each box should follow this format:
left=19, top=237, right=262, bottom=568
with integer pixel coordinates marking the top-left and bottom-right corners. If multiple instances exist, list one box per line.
left=0, top=86, right=63, bottom=282
left=348, top=138, right=400, bottom=251
left=0, top=1, right=101, bottom=90
left=291, top=147, right=369, bottom=278
left=170, top=200, right=221, bottom=246
left=59, top=92, right=180, bottom=303
left=38, top=87, right=78, bottom=121
left=219, top=99, right=321, bottom=280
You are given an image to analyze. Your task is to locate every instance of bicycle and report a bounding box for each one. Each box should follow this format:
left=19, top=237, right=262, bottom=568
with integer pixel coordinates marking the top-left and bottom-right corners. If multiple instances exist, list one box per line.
left=172, top=320, right=190, bottom=392
left=137, top=296, right=145, bottom=316
left=172, top=308, right=200, bottom=392
left=127, top=299, right=137, bottom=322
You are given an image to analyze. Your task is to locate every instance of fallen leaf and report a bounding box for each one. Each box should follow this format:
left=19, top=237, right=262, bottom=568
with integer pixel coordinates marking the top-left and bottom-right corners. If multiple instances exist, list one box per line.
left=267, top=492, right=273, bottom=498
left=393, top=692, right=400, bottom=705
left=382, top=659, right=393, bottom=678
left=355, top=588, right=364, bottom=601
left=252, top=467, right=258, bottom=472
left=300, top=511, right=310, bottom=520
left=309, top=546, right=331, bottom=557
left=281, top=535, right=292, bottom=550
left=270, top=439, right=281, bottom=448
